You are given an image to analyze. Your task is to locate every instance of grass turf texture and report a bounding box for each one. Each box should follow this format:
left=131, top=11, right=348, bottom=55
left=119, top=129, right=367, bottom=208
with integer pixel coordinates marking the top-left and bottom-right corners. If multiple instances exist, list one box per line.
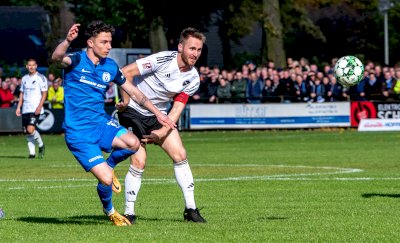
left=0, top=130, right=400, bottom=242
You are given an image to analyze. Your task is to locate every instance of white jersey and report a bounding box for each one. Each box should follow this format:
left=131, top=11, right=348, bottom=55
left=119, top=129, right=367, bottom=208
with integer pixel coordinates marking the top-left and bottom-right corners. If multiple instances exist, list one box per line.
left=129, top=51, right=200, bottom=116
left=20, top=72, right=48, bottom=114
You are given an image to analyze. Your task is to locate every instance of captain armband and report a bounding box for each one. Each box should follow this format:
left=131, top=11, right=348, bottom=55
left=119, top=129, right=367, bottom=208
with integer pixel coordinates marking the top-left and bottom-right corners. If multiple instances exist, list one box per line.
left=173, top=92, right=189, bottom=104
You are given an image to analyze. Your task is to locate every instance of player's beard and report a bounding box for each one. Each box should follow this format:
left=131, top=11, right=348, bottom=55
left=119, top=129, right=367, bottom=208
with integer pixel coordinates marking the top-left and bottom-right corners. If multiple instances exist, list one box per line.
left=182, top=53, right=196, bottom=67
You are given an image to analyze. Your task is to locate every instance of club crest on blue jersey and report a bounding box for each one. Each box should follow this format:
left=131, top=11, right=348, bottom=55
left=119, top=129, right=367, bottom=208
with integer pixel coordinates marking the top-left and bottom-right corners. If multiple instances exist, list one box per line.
left=102, top=72, right=111, bottom=82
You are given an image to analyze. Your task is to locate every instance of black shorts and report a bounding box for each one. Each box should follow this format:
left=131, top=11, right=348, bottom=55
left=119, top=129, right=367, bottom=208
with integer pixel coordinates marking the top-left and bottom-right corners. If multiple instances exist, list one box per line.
left=118, top=107, right=163, bottom=140
left=22, top=113, right=39, bottom=132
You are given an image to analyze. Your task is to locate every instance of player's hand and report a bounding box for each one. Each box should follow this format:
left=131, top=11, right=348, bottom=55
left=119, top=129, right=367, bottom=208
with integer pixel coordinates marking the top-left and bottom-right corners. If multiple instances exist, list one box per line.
left=15, top=108, right=21, bottom=117
left=142, top=129, right=167, bottom=145
left=141, top=132, right=161, bottom=144
left=66, top=24, right=80, bottom=43
left=34, top=108, right=41, bottom=116
left=115, top=101, right=128, bottom=112
left=156, top=113, right=176, bottom=130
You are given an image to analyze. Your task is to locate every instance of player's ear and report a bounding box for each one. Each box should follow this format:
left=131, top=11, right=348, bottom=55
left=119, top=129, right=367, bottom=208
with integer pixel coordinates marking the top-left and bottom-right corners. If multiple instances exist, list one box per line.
left=178, top=43, right=183, bottom=52
left=87, top=38, right=94, bottom=48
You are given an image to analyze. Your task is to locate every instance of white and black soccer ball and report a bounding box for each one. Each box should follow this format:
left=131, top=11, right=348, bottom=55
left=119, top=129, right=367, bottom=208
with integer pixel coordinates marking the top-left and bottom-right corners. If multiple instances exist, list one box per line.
left=334, top=55, right=364, bottom=87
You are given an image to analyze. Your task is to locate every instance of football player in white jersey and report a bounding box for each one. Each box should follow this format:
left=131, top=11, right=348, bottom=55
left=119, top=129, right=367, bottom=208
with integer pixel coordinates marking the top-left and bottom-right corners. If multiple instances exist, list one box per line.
left=117, top=27, right=207, bottom=223
left=16, top=59, right=48, bottom=158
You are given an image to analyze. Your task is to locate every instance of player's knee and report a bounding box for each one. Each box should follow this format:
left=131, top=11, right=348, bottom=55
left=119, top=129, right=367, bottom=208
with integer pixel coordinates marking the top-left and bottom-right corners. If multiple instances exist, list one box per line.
left=99, top=173, right=113, bottom=186
left=171, top=150, right=187, bottom=162
left=132, top=157, right=146, bottom=170
left=26, top=126, right=35, bottom=135
left=126, top=135, right=141, bottom=151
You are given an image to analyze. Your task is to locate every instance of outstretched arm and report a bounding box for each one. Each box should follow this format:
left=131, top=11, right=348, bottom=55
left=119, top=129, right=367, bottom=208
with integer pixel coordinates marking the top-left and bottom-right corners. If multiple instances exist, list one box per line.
left=116, top=62, right=140, bottom=112
left=51, top=23, right=80, bottom=68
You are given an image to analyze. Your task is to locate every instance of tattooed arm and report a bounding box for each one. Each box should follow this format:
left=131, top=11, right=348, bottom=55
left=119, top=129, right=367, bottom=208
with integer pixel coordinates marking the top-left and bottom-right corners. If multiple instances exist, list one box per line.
left=119, top=78, right=175, bottom=129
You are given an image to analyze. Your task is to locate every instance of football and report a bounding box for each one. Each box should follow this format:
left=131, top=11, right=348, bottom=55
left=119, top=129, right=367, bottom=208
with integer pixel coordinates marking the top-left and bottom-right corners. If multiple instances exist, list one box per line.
left=333, top=55, right=364, bottom=87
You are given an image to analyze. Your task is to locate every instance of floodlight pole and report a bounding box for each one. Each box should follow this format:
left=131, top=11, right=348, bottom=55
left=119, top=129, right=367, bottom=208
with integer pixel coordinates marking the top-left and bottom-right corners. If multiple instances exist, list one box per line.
left=379, top=0, right=394, bottom=66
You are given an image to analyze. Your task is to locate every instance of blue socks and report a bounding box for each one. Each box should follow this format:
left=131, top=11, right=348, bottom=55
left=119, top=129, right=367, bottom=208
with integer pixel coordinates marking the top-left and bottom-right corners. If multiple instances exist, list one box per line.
left=97, top=182, right=113, bottom=212
left=106, top=148, right=136, bottom=168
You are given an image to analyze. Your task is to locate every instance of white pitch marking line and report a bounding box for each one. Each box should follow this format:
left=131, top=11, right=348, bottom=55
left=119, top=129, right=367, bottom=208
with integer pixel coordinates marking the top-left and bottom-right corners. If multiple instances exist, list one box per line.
left=7, top=177, right=400, bottom=190
left=0, top=164, right=366, bottom=190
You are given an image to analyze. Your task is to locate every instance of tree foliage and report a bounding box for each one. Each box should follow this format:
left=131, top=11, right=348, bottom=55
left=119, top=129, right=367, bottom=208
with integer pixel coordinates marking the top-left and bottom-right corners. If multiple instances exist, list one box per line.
left=66, top=0, right=148, bottom=48
left=4, top=0, right=400, bottom=68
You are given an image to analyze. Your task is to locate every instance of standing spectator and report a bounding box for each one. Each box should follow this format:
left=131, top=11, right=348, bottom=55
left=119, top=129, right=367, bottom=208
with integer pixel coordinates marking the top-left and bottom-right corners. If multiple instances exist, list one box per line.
left=206, top=74, right=218, bottom=103
left=8, top=82, right=19, bottom=107
left=0, top=81, right=15, bottom=108
left=230, top=71, right=247, bottom=103
left=310, top=78, right=325, bottom=102
left=300, top=57, right=310, bottom=72
left=47, top=78, right=64, bottom=109
left=382, top=71, right=397, bottom=101
left=321, top=76, right=331, bottom=101
left=374, top=65, right=385, bottom=83
left=393, top=70, right=400, bottom=98
left=328, top=76, right=346, bottom=101
left=246, top=60, right=257, bottom=72
left=364, top=72, right=382, bottom=100
left=294, top=74, right=312, bottom=102
left=262, top=78, right=279, bottom=103
left=216, top=77, right=231, bottom=103
left=190, top=68, right=208, bottom=103
left=15, top=58, right=47, bottom=159
left=278, top=72, right=296, bottom=103
left=246, top=71, right=263, bottom=103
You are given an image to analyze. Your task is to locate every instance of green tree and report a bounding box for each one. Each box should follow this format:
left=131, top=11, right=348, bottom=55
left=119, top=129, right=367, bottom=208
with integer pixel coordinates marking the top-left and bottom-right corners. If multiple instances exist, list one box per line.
left=67, top=0, right=148, bottom=48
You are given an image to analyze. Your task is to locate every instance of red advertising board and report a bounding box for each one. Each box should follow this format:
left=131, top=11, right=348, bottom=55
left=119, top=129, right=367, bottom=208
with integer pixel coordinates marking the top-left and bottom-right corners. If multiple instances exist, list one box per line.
left=351, top=101, right=400, bottom=127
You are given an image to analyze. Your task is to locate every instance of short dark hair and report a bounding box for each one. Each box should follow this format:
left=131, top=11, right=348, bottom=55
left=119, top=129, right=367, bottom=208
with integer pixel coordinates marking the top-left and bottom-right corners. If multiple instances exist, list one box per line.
left=179, top=27, right=206, bottom=44
left=85, top=20, right=115, bottom=39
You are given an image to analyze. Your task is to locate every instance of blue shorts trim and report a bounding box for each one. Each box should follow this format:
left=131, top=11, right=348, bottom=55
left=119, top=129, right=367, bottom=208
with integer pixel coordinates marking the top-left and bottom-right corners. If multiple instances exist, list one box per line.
left=116, top=128, right=128, bottom=138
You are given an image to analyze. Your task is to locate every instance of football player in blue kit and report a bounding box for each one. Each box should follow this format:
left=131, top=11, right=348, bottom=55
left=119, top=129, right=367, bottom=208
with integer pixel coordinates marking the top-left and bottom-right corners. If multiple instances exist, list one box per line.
left=51, top=21, right=175, bottom=226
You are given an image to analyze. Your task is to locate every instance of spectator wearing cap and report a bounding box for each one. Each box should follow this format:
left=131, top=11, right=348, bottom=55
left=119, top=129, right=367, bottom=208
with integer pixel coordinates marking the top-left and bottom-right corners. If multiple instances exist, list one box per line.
left=246, top=60, right=257, bottom=72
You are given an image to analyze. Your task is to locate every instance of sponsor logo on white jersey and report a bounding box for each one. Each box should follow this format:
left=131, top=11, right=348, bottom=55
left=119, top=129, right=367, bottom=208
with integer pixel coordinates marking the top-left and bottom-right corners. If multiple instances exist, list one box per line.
left=183, top=80, right=190, bottom=86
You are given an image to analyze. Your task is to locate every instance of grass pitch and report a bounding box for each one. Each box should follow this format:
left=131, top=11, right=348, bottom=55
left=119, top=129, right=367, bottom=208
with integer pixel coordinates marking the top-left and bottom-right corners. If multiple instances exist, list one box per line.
left=0, top=130, right=400, bottom=242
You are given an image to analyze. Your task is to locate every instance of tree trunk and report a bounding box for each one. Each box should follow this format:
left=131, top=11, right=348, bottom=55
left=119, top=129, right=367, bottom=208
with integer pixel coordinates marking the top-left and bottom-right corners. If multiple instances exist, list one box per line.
left=149, top=16, right=168, bottom=53
left=262, top=0, right=286, bottom=68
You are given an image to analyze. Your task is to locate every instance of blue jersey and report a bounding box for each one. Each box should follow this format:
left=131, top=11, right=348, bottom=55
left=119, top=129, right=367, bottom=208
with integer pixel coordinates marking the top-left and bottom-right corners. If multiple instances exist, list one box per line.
left=62, top=51, right=125, bottom=143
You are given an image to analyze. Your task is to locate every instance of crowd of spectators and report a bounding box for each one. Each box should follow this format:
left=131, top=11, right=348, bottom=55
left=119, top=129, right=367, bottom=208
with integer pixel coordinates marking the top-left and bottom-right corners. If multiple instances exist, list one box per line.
left=190, top=57, right=400, bottom=104
left=1, top=56, right=400, bottom=109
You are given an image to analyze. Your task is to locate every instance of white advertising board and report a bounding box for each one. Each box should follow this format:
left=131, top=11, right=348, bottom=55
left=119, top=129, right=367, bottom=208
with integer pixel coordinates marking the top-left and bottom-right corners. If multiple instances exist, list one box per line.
left=358, top=118, right=400, bottom=131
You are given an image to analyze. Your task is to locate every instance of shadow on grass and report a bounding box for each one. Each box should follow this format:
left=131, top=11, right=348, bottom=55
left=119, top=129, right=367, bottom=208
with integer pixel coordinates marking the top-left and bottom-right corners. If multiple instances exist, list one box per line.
left=17, top=215, right=108, bottom=225
left=17, top=215, right=183, bottom=224
left=138, top=216, right=182, bottom=223
left=0, top=155, right=28, bottom=159
left=362, top=193, right=400, bottom=198
left=257, top=216, right=288, bottom=221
